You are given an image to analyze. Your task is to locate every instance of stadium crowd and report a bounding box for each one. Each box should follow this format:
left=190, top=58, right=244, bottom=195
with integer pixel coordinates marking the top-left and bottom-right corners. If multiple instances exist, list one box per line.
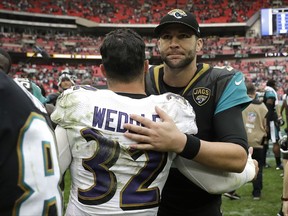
left=7, top=56, right=287, bottom=100
left=0, top=0, right=275, bottom=23
left=1, top=31, right=287, bottom=57
left=1, top=1, right=288, bottom=215
left=1, top=26, right=286, bottom=96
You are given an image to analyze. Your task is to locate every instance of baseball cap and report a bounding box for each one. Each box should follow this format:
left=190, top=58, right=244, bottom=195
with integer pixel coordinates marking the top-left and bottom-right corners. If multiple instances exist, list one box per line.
left=154, top=9, right=201, bottom=37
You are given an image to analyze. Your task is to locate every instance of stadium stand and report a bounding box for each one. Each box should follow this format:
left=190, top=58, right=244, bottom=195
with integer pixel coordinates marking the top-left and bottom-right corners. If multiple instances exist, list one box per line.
left=0, top=0, right=287, bottom=96
left=0, top=0, right=273, bottom=23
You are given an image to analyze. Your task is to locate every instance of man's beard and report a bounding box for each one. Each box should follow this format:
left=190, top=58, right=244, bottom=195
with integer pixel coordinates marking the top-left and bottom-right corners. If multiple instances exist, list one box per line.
left=161, top=51, right=195, bottom=69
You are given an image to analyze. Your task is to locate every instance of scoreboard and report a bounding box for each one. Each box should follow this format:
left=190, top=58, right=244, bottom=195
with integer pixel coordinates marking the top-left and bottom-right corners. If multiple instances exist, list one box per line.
left=261, top=8, right=288, bottom=36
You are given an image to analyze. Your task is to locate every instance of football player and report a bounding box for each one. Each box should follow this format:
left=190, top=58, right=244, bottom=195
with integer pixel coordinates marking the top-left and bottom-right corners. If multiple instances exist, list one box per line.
left=52, top=29, right=255, bottom=216
left=46, top=71, right=75, bottom=106
left=51, top=28, right=198, bottom=215
left=122, top=9, right=255, bottom=216
left=264, top=79, right=283, bottom=170
left=14, top=76, right=48, bottom=104
left=0, top=48, right=63, bottom=215
left=58, top=71, right=75, bottom=91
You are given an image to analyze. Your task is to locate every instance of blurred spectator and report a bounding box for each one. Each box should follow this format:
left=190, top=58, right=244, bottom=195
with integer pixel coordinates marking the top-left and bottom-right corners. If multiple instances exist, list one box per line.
left=263, top=79, right=283, bottom=170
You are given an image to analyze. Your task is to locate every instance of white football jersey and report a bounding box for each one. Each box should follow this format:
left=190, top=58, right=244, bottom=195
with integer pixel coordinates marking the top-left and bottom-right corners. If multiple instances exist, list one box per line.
left=51, top=86, right=197, bottom=216
left=1, top=74, right=63, bottom=216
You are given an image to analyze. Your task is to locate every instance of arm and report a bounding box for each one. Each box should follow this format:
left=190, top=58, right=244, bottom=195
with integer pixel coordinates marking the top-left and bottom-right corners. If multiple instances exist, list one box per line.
left=174, top=147, right=257, bottom=194
left=54, top=125, right=72, bottom=175
left=276, top=103, right=282, bottom=118
left=266, top=98, right=276, bottom=121
left=124, top=106, right=247, bottom=173
left=195, top=105, right=248, bottom=172
left=281, top=99, right=286, bottom=117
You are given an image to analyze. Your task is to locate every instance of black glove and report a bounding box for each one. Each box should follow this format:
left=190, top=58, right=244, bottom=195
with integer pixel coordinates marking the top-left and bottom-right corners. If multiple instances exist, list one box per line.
left=279, top=135, right=288, bottom=153
left=47, top=93, right=60, bottom=105
left=278, top=117, right=285, bottom=127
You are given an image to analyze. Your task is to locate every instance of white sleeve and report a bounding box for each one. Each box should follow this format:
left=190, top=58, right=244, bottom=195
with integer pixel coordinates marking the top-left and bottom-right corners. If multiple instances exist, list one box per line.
left=55, top=125, right=72, bottom=176
left=159, top=93, right=198, bottom=135
left=173, top=153, right=256, bottom=194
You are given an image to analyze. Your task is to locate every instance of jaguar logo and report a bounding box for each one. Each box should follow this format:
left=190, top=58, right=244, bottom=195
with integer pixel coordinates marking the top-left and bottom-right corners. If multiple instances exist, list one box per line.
left=192, top=87, right=211, bottom=106
left=168, top=9, right=187, bottom=19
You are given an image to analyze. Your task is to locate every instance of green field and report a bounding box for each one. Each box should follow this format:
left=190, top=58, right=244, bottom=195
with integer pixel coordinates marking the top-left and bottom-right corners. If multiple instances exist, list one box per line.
left=63, top=157, right=284, bottom=216
left=222, top=157, right=283, bottom=216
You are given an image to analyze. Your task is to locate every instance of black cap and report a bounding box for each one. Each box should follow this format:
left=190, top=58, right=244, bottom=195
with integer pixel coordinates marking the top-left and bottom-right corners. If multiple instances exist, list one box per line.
left=154, top=9, right=201, bottom=37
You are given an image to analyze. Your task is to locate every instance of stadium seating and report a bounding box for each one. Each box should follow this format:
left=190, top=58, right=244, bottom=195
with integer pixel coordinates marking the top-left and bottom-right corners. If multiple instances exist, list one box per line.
left=0, top=0, right=274, bottom=23
left=1, top=0, right=287, bottom=96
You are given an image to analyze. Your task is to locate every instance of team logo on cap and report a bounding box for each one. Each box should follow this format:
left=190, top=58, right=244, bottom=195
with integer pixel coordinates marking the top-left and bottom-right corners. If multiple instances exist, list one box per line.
left=168, top=9, right=187, bottom=19
left=192, top=87, right=211, bottom=106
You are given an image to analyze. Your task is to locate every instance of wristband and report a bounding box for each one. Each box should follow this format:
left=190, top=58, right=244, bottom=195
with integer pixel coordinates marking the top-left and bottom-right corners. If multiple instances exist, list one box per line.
left=281, top=196, right=288, bottom=201
left=178, top=134, right=201, bottom=159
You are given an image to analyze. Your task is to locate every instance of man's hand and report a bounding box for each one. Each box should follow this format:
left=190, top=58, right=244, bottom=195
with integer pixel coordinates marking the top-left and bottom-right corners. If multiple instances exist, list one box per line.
left=123, top=106, right=186, bottom=153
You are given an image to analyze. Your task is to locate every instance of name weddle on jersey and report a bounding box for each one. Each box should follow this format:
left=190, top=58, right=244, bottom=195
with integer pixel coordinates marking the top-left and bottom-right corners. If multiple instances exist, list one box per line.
left=51, top=85, right=197, bottom=215
left=51, top=85, right=255, bottom=215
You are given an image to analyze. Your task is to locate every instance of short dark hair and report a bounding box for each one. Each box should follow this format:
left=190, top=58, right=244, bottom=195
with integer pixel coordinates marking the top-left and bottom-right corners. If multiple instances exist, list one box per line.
left=266, top=79, right=276, bottom=88
left=246, top=82, right=256, bottom=95
left=0, top=48, right=12, bottom=73
left=100, top=29, right=146, bottom=82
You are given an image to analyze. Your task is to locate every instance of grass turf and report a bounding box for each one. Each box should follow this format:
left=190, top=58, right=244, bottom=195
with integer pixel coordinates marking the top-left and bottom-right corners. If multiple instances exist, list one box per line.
left=221, top=158, right=283, bottom=216
left=63, top=157, right=283, bottom=216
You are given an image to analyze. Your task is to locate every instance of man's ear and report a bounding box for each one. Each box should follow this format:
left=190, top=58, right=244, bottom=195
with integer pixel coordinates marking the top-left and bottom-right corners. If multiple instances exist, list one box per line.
left=196, top=38, right=203, bottom=52
left=144, top=60, right=149, bottom=74
left=100, top=64, right=107, bottom=78
left=157, top=40, right=161, bottom=50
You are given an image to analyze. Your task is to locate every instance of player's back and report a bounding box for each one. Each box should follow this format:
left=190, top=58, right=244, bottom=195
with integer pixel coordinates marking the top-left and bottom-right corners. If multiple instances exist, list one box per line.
left=0, top=71, right=62, bottom=215
left=52, top=85, right=196, bottom=216
left=242, top=99, right=268, bottom=147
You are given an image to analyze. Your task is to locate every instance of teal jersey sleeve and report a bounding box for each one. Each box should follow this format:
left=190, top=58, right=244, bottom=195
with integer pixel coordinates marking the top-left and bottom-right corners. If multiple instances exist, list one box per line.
left=264, top=89, right=277, bottom=99
left=31, top=82, right=48, bottom=104
left=215, top=72, right=251, bottom=115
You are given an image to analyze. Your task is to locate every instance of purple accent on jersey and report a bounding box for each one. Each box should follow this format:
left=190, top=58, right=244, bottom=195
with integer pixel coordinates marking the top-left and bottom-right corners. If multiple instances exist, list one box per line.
left=92, top=107, right=106, bottom=128
left=93, top=106, right=160, bottom=133
left=121, top=151, right=165, bottom=209
left=105, top=109, right=117, bottom=131
left=117, top=111, right=129, bottom=132
left=78, top=128, right=120, bottom=205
